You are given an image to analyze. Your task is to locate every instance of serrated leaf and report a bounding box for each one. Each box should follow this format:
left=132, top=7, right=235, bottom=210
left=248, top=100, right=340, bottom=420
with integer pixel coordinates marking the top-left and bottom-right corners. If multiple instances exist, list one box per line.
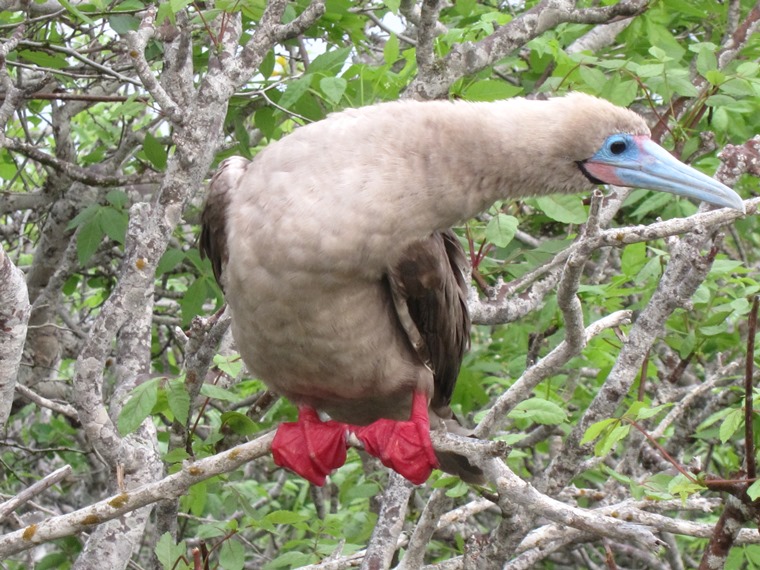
left=445, top=480, right=469, bottom=498
left=221, top=411, right=258, bottom=435
left=279, top=76, right=310, bottom=109
left=163, top=448, right=191, bottom=463
left=19, top=50, right=69, bottom=69
left=106, top=189, right=129, bottom=209
left=462, top=79, right=521, bottom=102
left=77, top=215, right=105, bottom=264
left=534, top=195, right=587, bottom=224
left=668, top=473, right=704, bottom=501
left=167, top=381, right=190, bottom=425
left=180, top=278, right=209, bottom=325
left=308, top=47, right=351, bottom=74
left=620, top=241, right=646, bottom=278
left=383, top=0, right=400, bottom=12
left=214, top=354, right=243, bottom=378
left=579, top=66, right=607, bottom=91
left=747, top=479, right=760, bottom=501
left=108, top=14, right=139, bottom=34
left=485, top=213, right=518, bottom=247
left=265, top=510, right=310, bottom=525
left=266, top=551, right=314, bottom=569
left=384, top=34, right=399, bottom=64
left=594, top=423, right=629, bottom=456
left=719, top=408, right=743, bottom=443
left=200, top=383, right=239, bottom=402
left=118, top=381, right=159, bottom=435
left=508, top=397, right=567, bottom=425
left=254, top=107, right=276, bottom=139
left=259, top=49, right=275, bottom=79
left=633, top=403, right=673, bottom=421
left=319, top=76, right=347, bottom=105
left=143, top=132, right=167, bottom=171
left=696, top=47, right=717, bottom=77
left=67, top=204, right=100, bottom=231
left=59, top=0, right=93, bottom=23
left=155, top=533, right=186, bottom=570
left=157, top=248, right=185, bottom=276
left=99, top=207, right=128, bottom=244
left=219, top=539, right=245, bottom=570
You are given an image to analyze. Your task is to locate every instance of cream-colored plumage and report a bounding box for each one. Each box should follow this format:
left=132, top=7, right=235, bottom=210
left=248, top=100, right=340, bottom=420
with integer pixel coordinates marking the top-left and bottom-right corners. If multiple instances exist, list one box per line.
left=201, top=93, right=742, bottom=485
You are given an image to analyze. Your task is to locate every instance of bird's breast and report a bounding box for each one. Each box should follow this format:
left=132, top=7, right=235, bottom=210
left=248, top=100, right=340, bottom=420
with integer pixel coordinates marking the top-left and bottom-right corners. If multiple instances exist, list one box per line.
left=225, top=256, right=432, bottom=424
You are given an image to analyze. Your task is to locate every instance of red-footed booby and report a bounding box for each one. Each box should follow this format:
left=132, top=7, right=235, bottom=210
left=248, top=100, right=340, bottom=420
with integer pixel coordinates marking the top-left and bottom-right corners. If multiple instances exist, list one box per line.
left=200, top=93, right=744, bottom=486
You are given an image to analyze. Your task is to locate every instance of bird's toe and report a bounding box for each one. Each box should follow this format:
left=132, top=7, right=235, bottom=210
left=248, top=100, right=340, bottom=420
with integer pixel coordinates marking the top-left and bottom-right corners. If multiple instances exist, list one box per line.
left=272, top=408, right=348, bottom=486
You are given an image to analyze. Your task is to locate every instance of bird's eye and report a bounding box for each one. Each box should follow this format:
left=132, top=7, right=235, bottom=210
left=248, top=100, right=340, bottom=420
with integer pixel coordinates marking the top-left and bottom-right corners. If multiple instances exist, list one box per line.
left=610, top=140, right=627, bottom=155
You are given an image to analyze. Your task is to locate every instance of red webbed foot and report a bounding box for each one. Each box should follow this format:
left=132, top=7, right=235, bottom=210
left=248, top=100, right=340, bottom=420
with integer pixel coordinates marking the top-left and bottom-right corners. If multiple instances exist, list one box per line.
left=272, top=407, right=348, bottom=486
left=355, top=391, right=438, bottom=485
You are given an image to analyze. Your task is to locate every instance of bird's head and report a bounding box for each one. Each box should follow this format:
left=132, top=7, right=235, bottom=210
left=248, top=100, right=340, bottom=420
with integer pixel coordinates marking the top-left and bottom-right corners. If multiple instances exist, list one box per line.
left=553, top=93, right=745, bottom=212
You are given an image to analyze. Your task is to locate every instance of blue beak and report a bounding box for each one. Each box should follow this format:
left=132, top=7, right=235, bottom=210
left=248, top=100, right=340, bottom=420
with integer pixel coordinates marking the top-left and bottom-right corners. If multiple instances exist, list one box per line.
left=585, top=135, right=745, bottom=213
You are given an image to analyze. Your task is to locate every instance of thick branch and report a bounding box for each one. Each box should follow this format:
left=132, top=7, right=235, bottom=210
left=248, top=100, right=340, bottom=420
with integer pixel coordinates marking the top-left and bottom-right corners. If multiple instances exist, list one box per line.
left=0, top=249, right=30, bottom=427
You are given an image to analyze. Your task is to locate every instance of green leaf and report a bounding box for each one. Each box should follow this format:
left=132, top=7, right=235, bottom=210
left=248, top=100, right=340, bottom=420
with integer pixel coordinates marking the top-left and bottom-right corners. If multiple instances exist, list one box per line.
left=621, top=241, right=646, bottom=278
left=200, top=383, right=239, bottom=402
left=632, top=403, right=673, bottom=421
left=534, top=195, right=587, bottom=224
left=578, top=66, right=607, bottom=91
left=697, top=45, right=718, bottom=76
left=157, top=248, right=185, bottom=276
left=668, top=473, right=704, bottom=501
left=186, top=480, right=207, bottom=516
left=279, top=76, right=311, bottom=109
left=99, top=207, right=128, bottom=244
left=308, top=47, right=352, bottom=74
left=67, top=203, right=100, bottom=231
left=265, top=551, right=315, bottom=570
left=108, top=14, right=140, bottom=34
left=167, top=381, right=190, bottom=425
left=462, top=80, right=522, bottom=102
left=265, top=510, right=311, bottom=525
left=170, top=0, right=191, bottom=13
left=319, top=76, right=347, bottom=105
left=59, top=0, right=93, bottom=23
left=214, top=353, right=243, bottom=378
left=180, top=278, right=209, bottom=325
left=106, top=189, right=129, bottom=209
left=18, top=50, right=69, bottom=70
left=77, top=215, right=105, bottom=264
left=508, top=397, right=567, bottom=425
left=163, top=448, right=191, bottom=463
left=485, top=214, right=519, bottom=247
left=444, top=480, right=469, bottom=498
left=747, top=479, right=760, bottom=501
left=384, top=34, right=399, bottom=65
left=581, top=418, right=617, bottom=444
left=719, top=408, right=743, bottom=443
left=259, top=49, right=276, bottom=79
left=155, top=533, right=187, bottom=570
left=383, top=0, right=400, bottom=12
left=254, top=107, right=276, bottom=139
left=221, top=411, right=258, bottom=435
left=594, top=423, right=630, bottom=456
left=219, top=539, right=245, bottom=570
left=118, top=380, right=159, bottom=435
left=143, top=132, right=167, bottom=171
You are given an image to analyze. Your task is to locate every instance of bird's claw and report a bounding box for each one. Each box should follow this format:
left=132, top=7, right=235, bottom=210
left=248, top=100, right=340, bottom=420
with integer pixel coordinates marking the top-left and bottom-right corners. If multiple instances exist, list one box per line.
left=355, top=391, right=438, bottom=485
left=272, top=407, right=348, bottom=486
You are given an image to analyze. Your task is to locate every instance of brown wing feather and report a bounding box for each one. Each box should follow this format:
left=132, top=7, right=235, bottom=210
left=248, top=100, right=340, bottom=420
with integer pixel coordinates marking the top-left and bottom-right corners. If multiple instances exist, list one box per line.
left=199, top=157, right=249, bottom=289
left=387, top=229, right=471, bottom=409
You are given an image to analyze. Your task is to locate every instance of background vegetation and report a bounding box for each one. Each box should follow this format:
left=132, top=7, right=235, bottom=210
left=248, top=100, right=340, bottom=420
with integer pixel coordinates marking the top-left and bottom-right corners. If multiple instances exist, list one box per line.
left=1, top=0, right=760, bottom=568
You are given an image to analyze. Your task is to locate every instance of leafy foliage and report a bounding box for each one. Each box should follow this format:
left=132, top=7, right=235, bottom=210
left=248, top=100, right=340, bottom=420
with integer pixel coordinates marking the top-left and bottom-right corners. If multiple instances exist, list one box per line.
left=1, top=0, right=760, bottom=568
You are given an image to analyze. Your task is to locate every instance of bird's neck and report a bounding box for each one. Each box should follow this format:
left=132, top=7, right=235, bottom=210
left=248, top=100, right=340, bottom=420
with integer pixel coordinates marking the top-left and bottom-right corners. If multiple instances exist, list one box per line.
left=380, top=100, right=588, bottom=234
